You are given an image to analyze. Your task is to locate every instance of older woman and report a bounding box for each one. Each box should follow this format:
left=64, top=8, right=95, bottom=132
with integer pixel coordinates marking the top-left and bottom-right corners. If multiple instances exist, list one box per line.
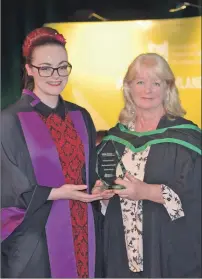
left=94, top=53, right=201, bottom=278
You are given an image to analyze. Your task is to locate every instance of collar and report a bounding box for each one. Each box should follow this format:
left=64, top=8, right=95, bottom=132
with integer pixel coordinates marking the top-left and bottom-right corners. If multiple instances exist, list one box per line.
left=22, top=89, right=66, bottom=119
left=35, top=95, right=66, bottom=119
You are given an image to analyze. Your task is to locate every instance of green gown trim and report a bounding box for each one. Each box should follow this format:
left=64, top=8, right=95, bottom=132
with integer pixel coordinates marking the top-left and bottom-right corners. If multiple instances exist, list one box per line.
left=102, top=123, right=202, bottom=155
left=118, top=123, right=201, bottom=137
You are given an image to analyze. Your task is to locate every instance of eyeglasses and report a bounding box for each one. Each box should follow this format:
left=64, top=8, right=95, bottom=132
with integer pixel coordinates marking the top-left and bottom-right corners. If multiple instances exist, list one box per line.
left=30, top=63, right=72, bottom=77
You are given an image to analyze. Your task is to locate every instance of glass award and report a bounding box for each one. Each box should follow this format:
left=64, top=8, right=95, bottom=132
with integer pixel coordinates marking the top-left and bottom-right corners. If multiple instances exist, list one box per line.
left=96, top=140, right=126, bottom=190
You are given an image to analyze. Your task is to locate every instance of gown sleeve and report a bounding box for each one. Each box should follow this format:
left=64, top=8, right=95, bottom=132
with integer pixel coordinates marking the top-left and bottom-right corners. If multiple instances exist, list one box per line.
left=1, top=110, right=53, bottom=278
left=1, top=111, right=52, bottom=211
left=165, top=151, right=201, bottom=277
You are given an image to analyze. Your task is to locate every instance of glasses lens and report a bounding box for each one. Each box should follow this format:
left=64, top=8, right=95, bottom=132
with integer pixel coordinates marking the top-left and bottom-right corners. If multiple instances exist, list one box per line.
left=39, top=67, right=53, bottom=77
left=58, top=65, right=72, bottom=77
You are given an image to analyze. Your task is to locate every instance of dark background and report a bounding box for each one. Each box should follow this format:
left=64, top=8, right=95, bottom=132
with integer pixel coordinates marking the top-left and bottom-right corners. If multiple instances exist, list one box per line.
left=1, top=0, right=201, bottom=108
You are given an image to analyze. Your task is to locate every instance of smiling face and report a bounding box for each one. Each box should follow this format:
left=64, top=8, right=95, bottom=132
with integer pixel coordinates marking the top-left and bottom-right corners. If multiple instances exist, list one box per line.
left=120, top=53, right=185, bottom=125
left=129, top=66, right=167, bottom=112
left=25, top=44, right=69, bottom=97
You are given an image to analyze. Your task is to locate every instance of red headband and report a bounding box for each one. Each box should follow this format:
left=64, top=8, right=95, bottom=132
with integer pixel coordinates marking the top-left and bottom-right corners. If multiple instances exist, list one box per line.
left=22, top=27, right=66, bottom=58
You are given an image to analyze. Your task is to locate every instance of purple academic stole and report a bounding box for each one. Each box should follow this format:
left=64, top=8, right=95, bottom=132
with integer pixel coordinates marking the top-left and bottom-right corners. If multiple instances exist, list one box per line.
left=16, top=110, right=95, bottom=278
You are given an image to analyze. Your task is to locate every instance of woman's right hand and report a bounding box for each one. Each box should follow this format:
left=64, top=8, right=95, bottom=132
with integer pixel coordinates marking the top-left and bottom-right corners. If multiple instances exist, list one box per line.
left=92, top=180, right=115, bottom=206
left=48, top=184, right=103, bottom=202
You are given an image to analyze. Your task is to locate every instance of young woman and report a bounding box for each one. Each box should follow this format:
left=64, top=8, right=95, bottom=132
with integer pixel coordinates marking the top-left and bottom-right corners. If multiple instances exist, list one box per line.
left=1, top=27, right=108, bottom=278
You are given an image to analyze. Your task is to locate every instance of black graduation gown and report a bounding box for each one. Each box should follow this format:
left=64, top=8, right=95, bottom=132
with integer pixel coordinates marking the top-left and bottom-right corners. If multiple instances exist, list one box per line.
left=102, top=116, right=201, bottom=278
left=1, top=93, right=104, bottom=278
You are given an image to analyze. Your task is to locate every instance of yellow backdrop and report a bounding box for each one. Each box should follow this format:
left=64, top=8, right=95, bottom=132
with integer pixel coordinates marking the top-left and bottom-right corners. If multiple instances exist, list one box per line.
left=46, top=16, right=201, bottom=129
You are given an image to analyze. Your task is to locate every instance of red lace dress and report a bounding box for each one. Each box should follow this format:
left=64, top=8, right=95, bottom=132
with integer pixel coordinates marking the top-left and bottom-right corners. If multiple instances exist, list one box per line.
left=40, top=113, right=88, bottom=278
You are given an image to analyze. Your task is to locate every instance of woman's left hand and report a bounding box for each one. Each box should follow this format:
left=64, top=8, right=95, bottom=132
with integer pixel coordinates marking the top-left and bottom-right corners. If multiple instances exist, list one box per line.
left=114, top=172, right=149, bottom=200
left=92, top=180, right=115, bottom=200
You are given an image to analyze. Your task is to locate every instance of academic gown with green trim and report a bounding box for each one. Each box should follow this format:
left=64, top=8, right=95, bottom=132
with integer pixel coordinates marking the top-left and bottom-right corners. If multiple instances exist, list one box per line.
left=101, top=116, right=201, bottom=278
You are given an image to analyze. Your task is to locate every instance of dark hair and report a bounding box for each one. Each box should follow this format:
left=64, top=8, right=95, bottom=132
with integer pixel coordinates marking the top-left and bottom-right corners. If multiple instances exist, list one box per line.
left=96, top=130, right=108, bottom=146
left=22, top=27, right=66, bottom=91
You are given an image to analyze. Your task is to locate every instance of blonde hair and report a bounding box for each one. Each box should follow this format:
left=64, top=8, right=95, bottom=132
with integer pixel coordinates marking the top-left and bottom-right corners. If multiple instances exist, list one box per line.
left=119, top=53, right=186, bottom=125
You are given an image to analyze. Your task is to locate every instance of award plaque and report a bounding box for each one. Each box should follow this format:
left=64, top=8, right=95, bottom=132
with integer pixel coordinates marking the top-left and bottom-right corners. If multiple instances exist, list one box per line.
left=96, top=140, right=126, bottom=190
